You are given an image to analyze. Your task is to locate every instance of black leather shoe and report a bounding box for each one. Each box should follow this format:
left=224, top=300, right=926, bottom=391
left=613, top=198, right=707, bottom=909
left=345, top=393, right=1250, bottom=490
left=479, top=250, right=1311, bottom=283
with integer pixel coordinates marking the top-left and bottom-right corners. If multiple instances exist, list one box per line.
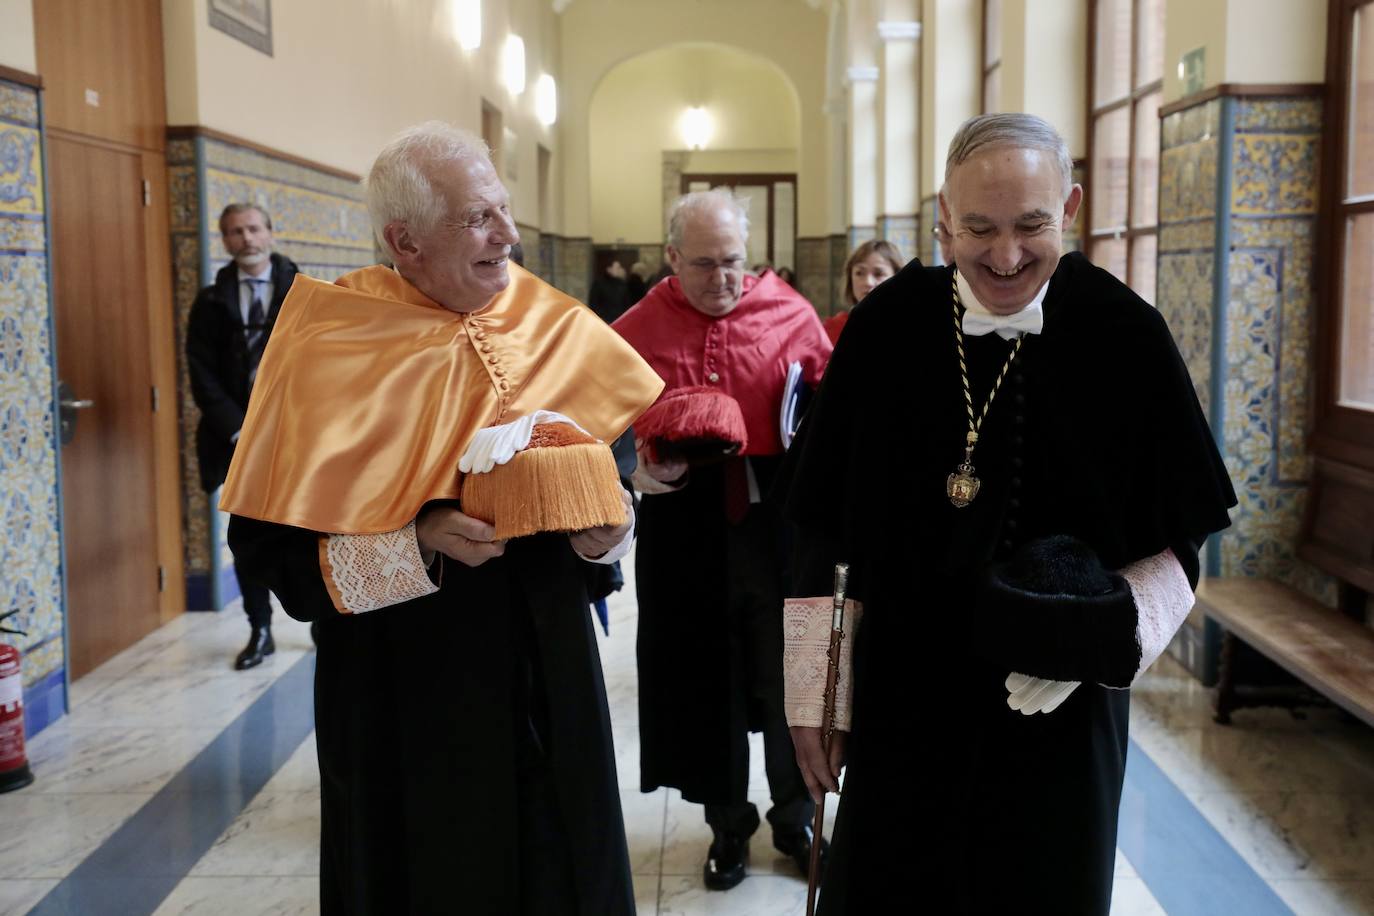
left=774, top=825, right=827, bottom=879
left=234, top=627, right=275, bottom=670
left=703, top=834, right=748, bottom=890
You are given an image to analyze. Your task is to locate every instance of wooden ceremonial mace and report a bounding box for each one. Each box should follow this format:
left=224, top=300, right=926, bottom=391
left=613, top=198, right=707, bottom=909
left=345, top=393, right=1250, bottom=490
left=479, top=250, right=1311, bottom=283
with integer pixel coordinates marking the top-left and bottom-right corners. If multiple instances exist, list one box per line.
left=806, top=562, right=850, bottom=916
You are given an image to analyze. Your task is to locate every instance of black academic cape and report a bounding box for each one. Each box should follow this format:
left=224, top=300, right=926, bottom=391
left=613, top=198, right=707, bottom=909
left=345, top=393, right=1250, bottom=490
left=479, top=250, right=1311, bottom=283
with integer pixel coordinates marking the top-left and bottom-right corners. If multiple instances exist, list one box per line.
left=228, top=518, right=635, bottom=916
left=778, top=253, right=1235, bottom=915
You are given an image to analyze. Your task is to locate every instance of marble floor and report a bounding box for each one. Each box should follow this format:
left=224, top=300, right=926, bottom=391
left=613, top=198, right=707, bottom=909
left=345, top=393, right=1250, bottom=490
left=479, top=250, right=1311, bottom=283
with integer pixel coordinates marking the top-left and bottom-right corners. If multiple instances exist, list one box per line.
left=3, top=554, right=1374, bottom=915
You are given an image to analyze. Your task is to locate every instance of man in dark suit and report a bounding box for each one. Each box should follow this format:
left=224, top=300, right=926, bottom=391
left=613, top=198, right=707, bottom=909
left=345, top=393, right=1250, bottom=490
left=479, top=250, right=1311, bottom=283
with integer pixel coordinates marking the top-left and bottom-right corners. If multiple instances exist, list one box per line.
left=186, top=203, right=299, bottom=669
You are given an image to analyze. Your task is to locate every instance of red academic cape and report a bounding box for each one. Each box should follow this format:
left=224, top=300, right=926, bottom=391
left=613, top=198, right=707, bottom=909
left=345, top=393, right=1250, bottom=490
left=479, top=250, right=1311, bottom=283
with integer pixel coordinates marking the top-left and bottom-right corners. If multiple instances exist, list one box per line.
left=611, top=271, right=832, bottom=456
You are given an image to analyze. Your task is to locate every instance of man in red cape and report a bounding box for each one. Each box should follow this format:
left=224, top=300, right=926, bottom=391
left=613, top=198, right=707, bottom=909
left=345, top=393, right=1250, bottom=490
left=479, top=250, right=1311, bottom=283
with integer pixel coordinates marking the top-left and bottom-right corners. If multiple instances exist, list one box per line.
left=613, top=188, right=833, bottom=891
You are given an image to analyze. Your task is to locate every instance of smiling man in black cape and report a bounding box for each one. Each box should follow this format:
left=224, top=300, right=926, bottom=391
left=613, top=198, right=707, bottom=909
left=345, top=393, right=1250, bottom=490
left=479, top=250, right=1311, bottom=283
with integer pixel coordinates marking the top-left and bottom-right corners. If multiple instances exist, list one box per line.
left=779, top=113, right=1236, bottom=915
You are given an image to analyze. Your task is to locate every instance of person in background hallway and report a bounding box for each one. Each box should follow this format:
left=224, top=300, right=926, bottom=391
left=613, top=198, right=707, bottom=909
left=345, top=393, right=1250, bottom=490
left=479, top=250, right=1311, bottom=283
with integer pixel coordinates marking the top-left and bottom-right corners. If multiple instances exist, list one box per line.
left=224, top=121, right=662, bottom=915
left=778, top=113, right=1236, bottom=915
left=589, top=258, right=631, bottom=323
left=186, top=203, right=298, bottom=670
left=776, top=265, right=798, bottom=288
left=627, top=260, right=651, bottom=306
left=824, top=239, right=904, bottom=344
left=612, top=188, right=833, bottom=892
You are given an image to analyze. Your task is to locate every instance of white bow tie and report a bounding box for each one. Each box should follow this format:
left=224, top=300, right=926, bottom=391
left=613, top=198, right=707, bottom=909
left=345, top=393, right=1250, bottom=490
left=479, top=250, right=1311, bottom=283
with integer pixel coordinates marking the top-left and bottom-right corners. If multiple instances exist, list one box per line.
left=961, top=303, right=1043, bottom=340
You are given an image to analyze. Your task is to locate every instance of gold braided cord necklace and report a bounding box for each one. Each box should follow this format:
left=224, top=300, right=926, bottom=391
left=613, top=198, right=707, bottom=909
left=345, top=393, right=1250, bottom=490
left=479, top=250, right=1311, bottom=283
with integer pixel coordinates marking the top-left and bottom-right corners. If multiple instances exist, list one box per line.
left=946, top=269, right=1026, bottom=508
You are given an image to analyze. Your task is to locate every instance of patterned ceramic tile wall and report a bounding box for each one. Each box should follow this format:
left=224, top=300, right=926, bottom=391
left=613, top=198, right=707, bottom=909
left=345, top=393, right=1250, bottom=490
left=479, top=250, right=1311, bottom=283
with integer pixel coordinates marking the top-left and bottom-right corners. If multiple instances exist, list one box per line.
left=1158, top=99, right=1222, bottom=415
left=795, top=236, right=832, bottom=315
left=170, top=133, right=373, bottom=598
left=1221, top=97, right=1329, bottom=600
left=846, top=225, right=876, bottom=253
left=876, top=215, right=918, bottom=265
left=919, top=196, right=939, bottom=264
left=829, top=234, right=848, bottom=314
left=514, top=223, right=544, bottom=280
left=0, top=79, right=63, bottom=692
left=1157, top=94, right=1330, bottom=603
left=555, top=237, right=592, bottom=305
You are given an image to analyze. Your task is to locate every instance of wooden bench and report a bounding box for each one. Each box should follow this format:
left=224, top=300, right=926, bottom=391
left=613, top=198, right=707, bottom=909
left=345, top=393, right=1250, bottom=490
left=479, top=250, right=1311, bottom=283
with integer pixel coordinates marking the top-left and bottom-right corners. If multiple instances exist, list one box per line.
left=1196, top=577, right=1374, bottom=727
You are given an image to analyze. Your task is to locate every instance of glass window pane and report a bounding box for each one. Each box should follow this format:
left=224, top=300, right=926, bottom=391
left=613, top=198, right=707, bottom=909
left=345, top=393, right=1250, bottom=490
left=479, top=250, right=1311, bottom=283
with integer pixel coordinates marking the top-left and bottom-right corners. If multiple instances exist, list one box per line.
left=1133, top=92, right=1162, bottom=228
left=984, top=0, right=1002, bottom=69
left=1338, top=212, right=1374, bottom=411
left=1135, top=0, right=1165, bottom=88
left=1130, top=234, right=1158, bottom=305
left=1091, top=107, right=1130, bottom=232
left=1349, top=4, right=1374, bottom=198
left=983, top=65, right=1001, bottom=114
left=1093, top=237, right=1128, bottom=283
left=1094, top=0, right=1132, bottom=106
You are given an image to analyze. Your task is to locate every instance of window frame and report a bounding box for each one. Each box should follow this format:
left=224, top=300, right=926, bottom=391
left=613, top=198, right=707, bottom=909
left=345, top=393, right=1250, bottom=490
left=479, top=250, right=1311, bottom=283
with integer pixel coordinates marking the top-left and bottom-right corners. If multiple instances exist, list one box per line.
left=1083, top=0, right=1164, bottom=299
left=1314, top=0, right=1374, bottom=470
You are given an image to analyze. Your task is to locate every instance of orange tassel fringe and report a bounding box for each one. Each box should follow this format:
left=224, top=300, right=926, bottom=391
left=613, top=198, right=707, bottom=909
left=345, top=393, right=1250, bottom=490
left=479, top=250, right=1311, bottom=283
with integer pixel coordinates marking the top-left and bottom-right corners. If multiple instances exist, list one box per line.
left=461, top=425, right=626, bottom=540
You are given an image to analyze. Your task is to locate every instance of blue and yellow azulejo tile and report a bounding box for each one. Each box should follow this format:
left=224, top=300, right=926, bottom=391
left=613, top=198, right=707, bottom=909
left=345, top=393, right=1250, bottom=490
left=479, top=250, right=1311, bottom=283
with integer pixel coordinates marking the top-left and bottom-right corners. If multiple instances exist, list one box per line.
left=0, top=124, right=43, bottom=216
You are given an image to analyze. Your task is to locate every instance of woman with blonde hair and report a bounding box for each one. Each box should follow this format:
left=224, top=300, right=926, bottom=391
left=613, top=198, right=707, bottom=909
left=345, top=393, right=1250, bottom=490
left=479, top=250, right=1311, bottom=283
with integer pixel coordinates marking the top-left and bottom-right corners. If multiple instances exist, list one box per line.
left=825, top=239, right=905, bottom=344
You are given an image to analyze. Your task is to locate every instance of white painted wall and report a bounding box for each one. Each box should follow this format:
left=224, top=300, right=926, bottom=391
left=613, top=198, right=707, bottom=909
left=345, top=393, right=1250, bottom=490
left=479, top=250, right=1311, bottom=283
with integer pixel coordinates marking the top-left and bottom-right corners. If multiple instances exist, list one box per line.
left=0, top=0, right=37, bottom=74
left=1223, top=0, right=1325, bottom=86
left=921, top=0, right=981, bottom=193
left=559, top=0, right=832, bottom=238
left=161, top=0, right=561, bottom=231
left=587, top=43, right=799, bottom=244
left=1000, top=0, right=1087, bottom=159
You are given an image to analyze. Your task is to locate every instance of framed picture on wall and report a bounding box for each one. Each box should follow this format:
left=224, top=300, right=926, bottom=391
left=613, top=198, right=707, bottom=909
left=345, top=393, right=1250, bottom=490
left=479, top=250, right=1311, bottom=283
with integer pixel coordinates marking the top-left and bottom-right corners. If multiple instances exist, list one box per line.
left=208, top=0, right=273, bottom=56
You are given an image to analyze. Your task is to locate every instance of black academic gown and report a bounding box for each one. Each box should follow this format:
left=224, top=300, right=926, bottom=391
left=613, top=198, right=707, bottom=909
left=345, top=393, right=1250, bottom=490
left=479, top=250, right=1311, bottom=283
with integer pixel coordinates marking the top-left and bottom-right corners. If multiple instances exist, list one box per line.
left=635, top=456, right=790, bottom=805
left=778, top=253, right=1235, bottom=915
left=228, top=517, right=635, bottom=916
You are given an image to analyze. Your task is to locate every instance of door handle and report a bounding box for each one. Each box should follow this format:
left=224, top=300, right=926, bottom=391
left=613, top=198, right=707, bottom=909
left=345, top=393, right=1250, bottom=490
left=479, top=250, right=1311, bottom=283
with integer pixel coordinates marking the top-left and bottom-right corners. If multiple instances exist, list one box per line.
left=56, top=381, right=92, bottom=445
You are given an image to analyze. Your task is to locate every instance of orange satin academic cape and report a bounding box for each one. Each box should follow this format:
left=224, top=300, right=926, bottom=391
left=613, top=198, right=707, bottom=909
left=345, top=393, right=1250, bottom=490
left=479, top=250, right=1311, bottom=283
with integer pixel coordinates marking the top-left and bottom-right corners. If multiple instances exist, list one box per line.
left=219, top=263, right=665, bottom=535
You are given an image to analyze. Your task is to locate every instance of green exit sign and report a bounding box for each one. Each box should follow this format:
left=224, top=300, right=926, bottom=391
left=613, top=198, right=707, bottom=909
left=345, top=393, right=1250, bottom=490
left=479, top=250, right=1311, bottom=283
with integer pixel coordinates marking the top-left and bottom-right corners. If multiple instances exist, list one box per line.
left=1179, top=47, right=1206, bottom=95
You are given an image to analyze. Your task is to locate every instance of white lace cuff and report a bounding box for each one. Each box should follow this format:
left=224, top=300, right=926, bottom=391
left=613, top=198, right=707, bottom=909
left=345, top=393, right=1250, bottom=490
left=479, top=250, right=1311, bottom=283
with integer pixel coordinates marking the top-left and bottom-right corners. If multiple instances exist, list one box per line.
left=1119, top=548, right=1194, bottom=685
left=319, top=520, right=440, bottom=614
left=783, top=596, right=863, bottom=730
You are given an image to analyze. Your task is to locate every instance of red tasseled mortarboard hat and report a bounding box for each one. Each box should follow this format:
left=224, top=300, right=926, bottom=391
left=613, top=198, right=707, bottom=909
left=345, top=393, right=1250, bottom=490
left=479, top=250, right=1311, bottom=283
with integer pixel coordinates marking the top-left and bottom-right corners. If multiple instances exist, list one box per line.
left=634, top=386, right=749, bottom=465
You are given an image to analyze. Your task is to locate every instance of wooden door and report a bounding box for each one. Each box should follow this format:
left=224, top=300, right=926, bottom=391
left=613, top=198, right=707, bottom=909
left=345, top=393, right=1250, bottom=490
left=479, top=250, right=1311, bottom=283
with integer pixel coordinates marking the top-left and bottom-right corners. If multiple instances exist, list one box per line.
left=48, top=136, right=162, bottom=677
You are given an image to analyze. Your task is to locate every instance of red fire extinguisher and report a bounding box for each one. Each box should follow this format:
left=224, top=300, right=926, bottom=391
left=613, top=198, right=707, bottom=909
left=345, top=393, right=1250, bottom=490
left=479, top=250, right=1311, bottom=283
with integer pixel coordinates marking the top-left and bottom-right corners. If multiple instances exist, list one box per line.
left=0, top=609, right=34, bottom=793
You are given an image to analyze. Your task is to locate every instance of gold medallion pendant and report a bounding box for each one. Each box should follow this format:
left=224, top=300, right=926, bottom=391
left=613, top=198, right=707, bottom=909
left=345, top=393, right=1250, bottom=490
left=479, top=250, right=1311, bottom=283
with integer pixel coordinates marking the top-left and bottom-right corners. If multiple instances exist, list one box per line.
left=948, top=270, right=1026, bottom=509
left=946, top=462, right=980, bottom=508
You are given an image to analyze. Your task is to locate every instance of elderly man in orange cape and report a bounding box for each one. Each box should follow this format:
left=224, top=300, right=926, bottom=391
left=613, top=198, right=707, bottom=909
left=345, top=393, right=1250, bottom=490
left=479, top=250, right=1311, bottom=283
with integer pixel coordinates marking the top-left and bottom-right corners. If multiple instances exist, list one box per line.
left=224, top=121, right=662, bottom=916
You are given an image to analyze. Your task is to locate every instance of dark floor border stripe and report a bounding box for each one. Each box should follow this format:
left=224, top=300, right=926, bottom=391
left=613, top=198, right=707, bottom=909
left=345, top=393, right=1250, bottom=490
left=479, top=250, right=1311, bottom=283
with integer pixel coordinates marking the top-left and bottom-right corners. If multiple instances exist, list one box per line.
left=29, top=652, right=316, bottom=916
left=1120, top=738, right=1294, bottom=915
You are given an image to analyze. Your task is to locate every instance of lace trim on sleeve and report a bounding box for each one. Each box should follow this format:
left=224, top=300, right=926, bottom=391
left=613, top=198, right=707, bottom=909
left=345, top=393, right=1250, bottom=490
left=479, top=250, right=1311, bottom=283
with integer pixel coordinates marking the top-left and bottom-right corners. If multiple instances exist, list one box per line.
left=1119, top=548, right=1194, bottom=685
left=783, top=596, right=863, bottom=731
left=319, top=520, right=439, bottom=614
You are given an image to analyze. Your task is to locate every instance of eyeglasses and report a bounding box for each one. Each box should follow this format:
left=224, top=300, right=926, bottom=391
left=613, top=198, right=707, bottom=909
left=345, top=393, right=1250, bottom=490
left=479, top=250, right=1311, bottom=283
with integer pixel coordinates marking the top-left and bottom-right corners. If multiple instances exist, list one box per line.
left=685, top=257, right=745, bottom=273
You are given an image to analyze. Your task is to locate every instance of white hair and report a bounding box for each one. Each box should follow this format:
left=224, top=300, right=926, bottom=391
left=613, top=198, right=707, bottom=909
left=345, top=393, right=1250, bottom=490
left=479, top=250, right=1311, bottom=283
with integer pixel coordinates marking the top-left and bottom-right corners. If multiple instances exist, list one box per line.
left=666, top=188, right=750, bottom=250
left=945, top=113, right=1074, bottom=196
left=365, top=121, right=490, bottom=257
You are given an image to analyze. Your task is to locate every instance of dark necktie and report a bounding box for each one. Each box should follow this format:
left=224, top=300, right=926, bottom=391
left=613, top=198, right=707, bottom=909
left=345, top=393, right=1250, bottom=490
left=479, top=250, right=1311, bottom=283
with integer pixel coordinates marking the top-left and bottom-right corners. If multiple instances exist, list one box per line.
left=245, top=278, right=269, bottom=380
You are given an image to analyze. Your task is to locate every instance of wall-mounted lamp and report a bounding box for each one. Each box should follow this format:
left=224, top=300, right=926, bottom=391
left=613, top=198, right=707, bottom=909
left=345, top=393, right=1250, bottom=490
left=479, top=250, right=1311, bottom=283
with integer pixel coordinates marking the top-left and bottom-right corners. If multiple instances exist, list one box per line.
left=452, top=0, right=481, bottom=51
left=679, top=106, right=713, bottom=150
left=503, top=34, right=527, bottom=95
left=536, top=74, right=558, bottom=127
